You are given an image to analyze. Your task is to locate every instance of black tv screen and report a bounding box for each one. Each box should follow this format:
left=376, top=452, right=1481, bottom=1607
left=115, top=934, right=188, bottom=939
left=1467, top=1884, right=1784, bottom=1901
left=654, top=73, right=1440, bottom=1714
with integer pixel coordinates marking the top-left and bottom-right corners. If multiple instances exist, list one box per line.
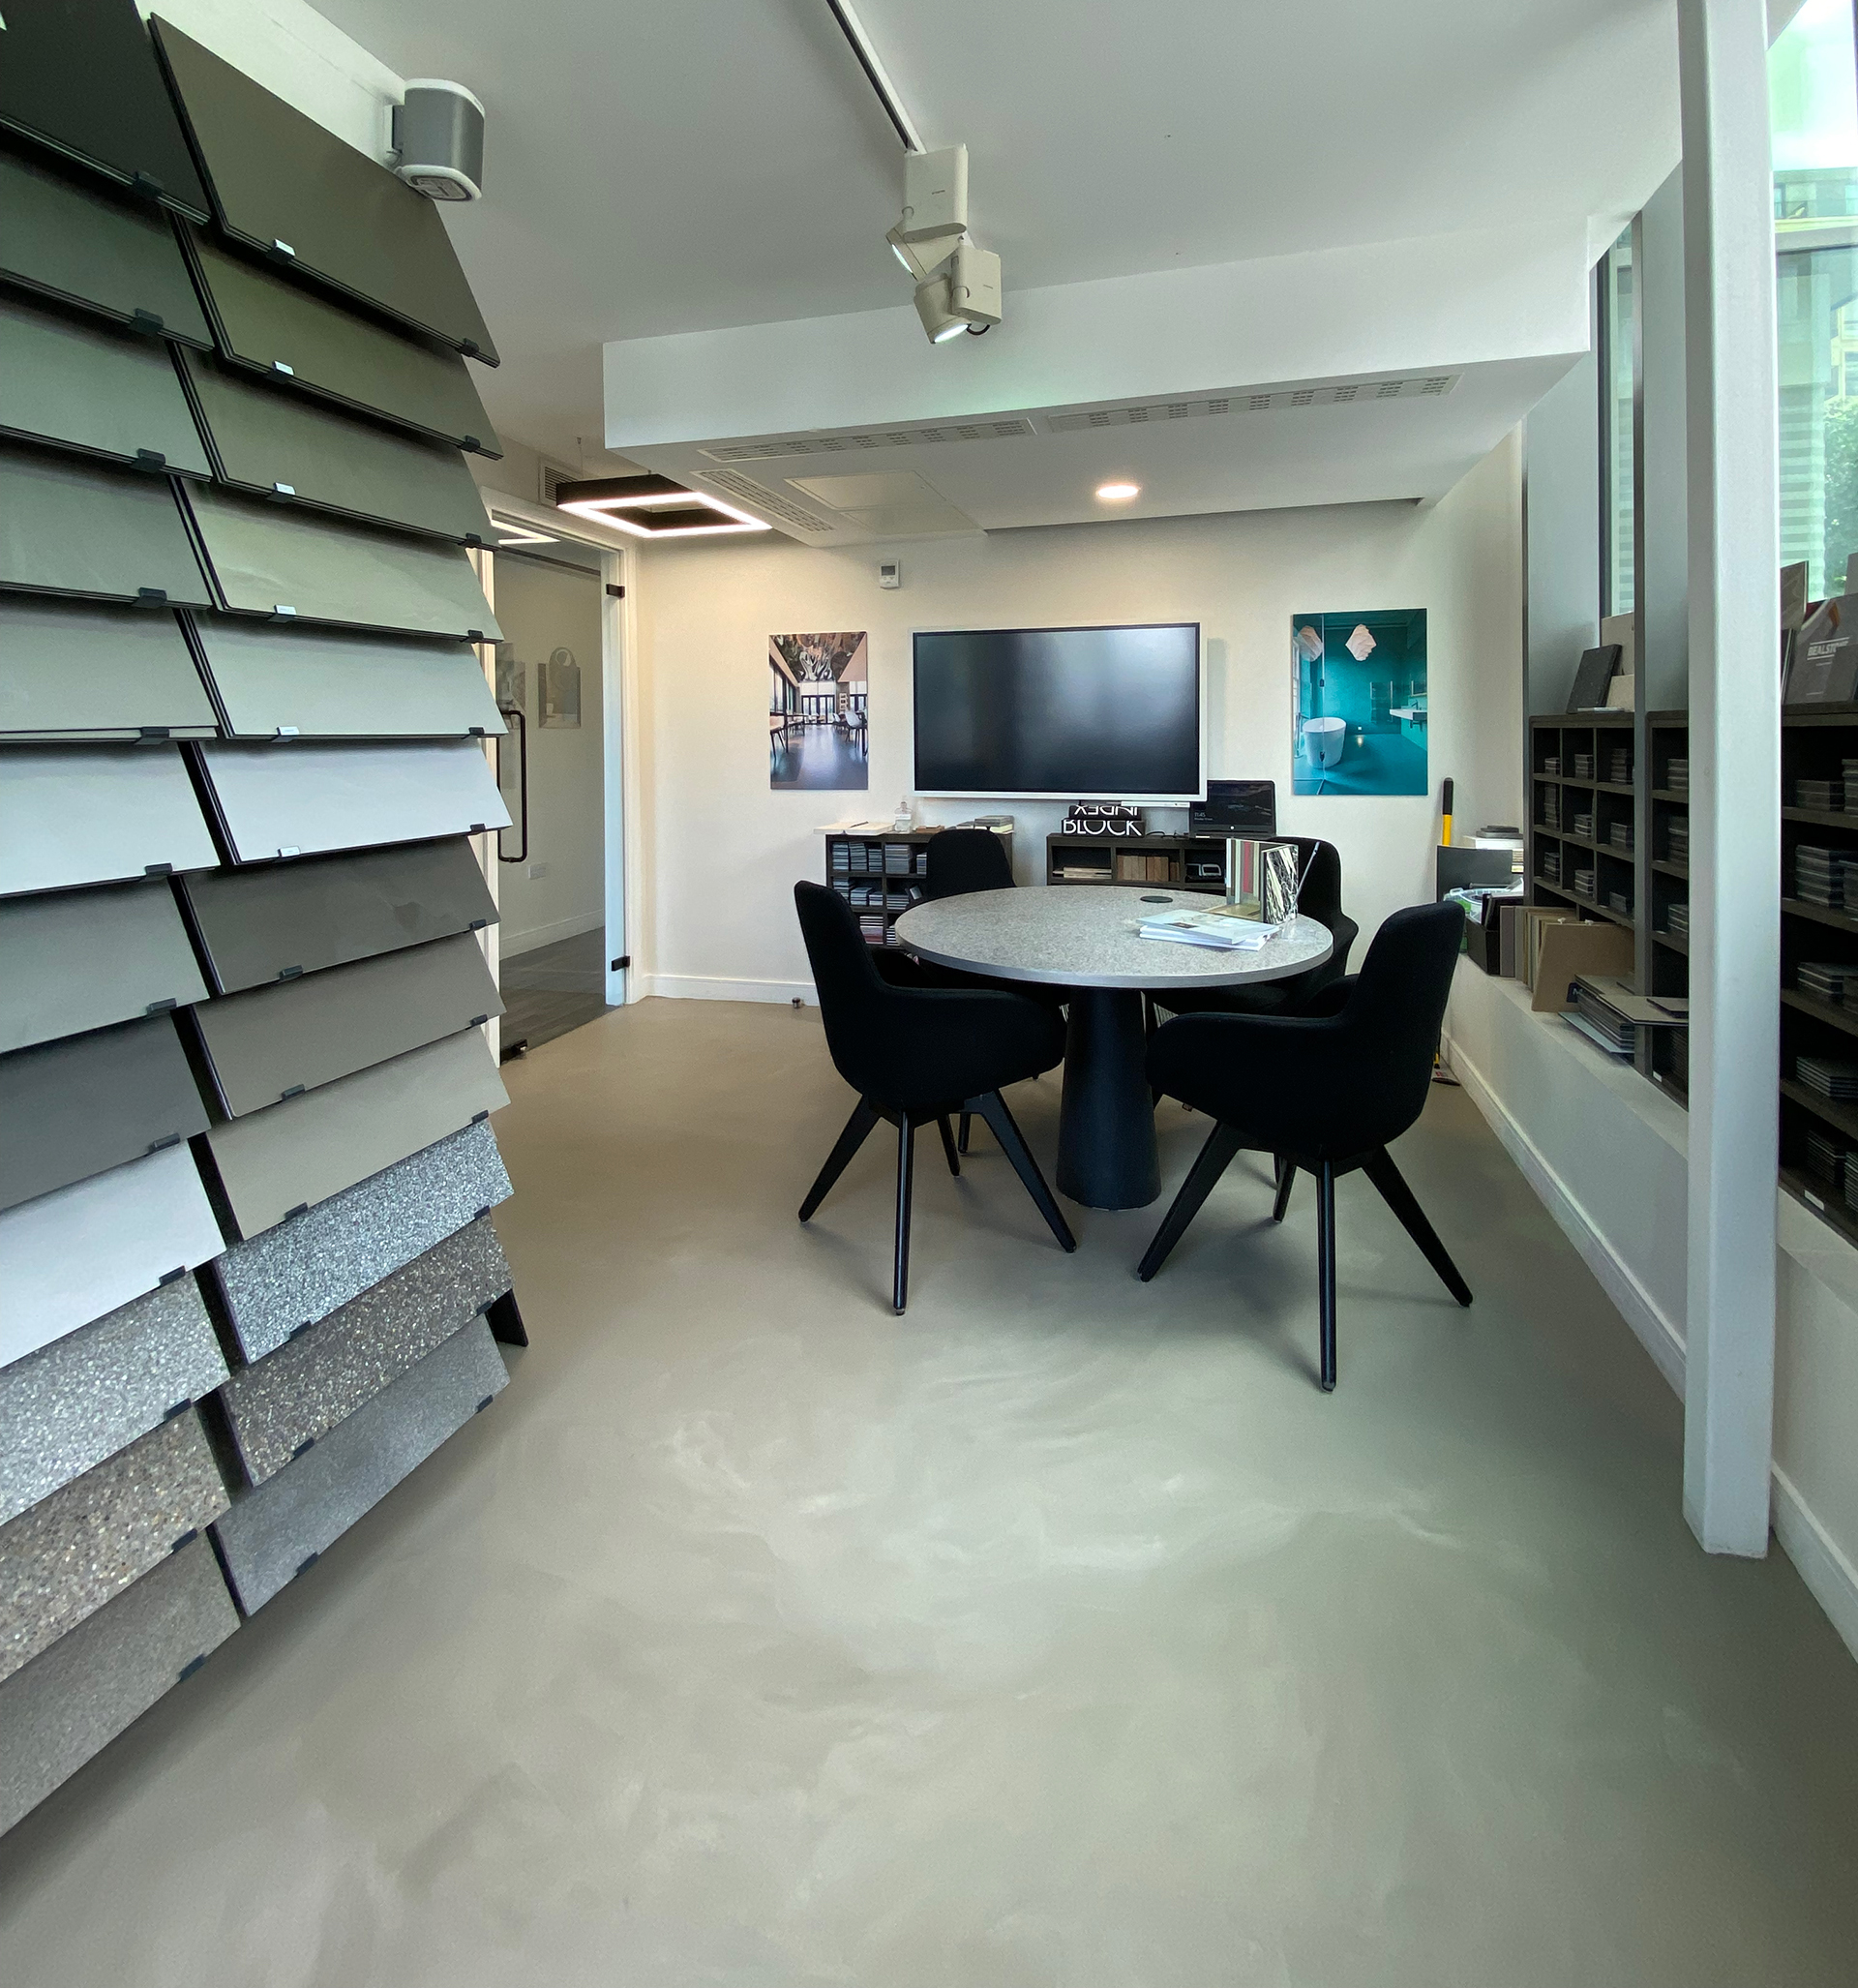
left=913, top=622, right=1201, bottom=798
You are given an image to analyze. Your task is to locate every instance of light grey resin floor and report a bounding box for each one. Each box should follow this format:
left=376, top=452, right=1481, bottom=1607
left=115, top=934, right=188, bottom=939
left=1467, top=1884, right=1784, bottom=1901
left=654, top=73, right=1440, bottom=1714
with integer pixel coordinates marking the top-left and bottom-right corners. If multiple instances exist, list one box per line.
left=4, top=999, right=1858, bottom=1986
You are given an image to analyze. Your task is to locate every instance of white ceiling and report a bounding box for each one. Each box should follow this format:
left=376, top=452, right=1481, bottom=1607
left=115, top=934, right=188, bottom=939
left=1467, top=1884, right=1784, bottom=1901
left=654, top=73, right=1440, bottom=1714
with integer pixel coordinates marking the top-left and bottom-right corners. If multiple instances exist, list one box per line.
left=312, top=0, right=1688, bottom=479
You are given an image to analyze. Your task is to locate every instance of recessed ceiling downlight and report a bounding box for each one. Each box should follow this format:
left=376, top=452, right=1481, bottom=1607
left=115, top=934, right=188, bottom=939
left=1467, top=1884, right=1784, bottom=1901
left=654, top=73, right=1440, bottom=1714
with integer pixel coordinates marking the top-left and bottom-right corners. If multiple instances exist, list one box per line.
left=1095, top=481, right=1141, bottom=502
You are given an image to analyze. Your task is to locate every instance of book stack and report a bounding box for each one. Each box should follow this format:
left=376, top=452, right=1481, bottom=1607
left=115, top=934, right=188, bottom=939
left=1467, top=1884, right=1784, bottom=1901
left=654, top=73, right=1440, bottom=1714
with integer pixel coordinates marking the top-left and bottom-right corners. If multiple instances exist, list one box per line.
left=1573, top=810, right=1595, bottom=840
left=1666, top=757, right=1690, bottom=797
left=830, top=842, right=853, bottom=880
left=914, top=849, right=930, bottom=877
left=1542, top=754, right=1562, bottom=776
left=1569, top=982, right=1635, bottom=1057
left=1845, top=1163, right=1858, bottom=1220
left=1573, top=864, right=1597, bottom=901
left=1607, top=822, right=1633, bottom=854
left=1136, top=905, right=1279, bottom=951
left=1571, top=751, right=1595, bottom=779
left=857, top=912, right=887, bottom=945
left=1607, top=888, right=1633, bottom=918
left=1845, top=759, right=1858, bottom=812
left=1666, top=817, right=1690, bottom=864
left=1795, top=846, right=1847, bottom=907
left=1799, top=961, right=1858, bottom=1007
left=1540, top=791, right=1561, bottom=829
left=1796, top=1056, right=1858, bottom=1102
left=1795, top=776, right=1843, bottom=812
left=884, top=843, right=913, bottom=877
left=1806, top=1127, right=1849, bottom=1194
left=1666, top=900, right=1690, bottom=938
left=1606, top=747, right=1633, bottom=785
left=1540, top=846, right=1561, bottom=883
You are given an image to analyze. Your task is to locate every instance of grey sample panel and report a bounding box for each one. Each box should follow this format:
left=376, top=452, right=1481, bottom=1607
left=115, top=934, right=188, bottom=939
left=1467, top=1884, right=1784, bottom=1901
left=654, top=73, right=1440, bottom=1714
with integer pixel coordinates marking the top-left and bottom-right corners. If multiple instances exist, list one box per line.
left=154, top=24, right=498, bottom=362
left=0, top=150, right=212, bottom=345
left=0, top=1014, right=209, bottom=1213
left=221, top=1218, right=512, bottom=1484
left=181, top=483, right=501, bottom=639
left=212, top=1316, right=506, bottom=1613
left=0, top=1537, right=237, bottom=1837
left=195, top=931, right=502, bottom=1114
left=0, top=0, right=209, bottom=221
left=0, top=1279, right=227, bottom=1525
left=195, top=739, right=511, bottom=864
left=0, top=291, right=211, bottom=475
left=0, top=879, right=207, bottom=1053
left=183, top=233, right=498, bottom=453
left=0, top=745, right=218, bottom=897
left=189, top=617, right=503, bottom=740
left=203, top=1027, right=509, bottom=1238
left=179, top=350, right=491, bottom=541
left=0, top=1409, right=227, bottom=1683
left=0, top=1144, right=225, bottom=1371
left=0, top=443, right=211, bottom=605
left=212, top=1121, right=512, bottom=1360
left=0, top=595, right=217, bottom=739
left=176, top=837, right=497, bottom=994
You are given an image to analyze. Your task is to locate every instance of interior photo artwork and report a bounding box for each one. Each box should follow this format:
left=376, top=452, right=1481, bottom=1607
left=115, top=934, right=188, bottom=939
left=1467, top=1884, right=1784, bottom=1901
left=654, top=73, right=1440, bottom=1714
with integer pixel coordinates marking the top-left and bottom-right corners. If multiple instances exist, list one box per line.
left=768, top=631, right=869, bottom=790
left=1291, top=609, right=1428, bottom=797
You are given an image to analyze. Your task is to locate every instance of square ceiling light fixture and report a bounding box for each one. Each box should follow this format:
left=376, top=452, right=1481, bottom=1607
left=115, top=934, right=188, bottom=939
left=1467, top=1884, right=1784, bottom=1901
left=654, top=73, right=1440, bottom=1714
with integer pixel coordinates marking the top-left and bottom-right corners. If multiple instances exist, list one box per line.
left=553, top=474, right=769, bottom=537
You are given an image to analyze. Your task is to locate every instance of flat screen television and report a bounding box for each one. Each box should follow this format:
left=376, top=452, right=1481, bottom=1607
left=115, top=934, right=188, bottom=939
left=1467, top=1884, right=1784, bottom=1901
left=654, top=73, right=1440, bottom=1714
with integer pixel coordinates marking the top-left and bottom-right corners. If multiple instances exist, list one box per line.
left=913, top=622, right=1202, bottom=798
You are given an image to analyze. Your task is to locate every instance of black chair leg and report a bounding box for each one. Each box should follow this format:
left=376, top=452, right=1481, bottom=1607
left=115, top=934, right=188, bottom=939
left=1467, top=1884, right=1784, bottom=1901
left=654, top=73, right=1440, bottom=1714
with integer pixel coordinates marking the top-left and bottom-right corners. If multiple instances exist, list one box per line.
left=936, top=1115, right=961, bottom=1177
left=799, top=1099, right=880, bottom=1220
left=1362, top=1147, right=1473, bottom=1307
left=1317, top=1160, right=1337, bottom=1392
left=1135, top=1120, right=1244, bottom=1280
left=972, top=1092, right=1076, bottom=1251
left=1272, top=1154, right=1295, bottom=1223
left=957, top=1111, right=973, bottom=1155
left=893, top=1115, right=916, bottom=1313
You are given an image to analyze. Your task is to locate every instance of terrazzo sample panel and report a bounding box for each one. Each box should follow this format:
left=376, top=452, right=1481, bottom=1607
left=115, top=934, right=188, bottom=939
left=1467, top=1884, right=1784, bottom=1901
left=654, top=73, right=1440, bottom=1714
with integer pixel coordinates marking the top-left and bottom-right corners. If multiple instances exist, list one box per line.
left=0, top=1536, right=236, bottom=1836
left=212, top=1316, right=507, bottom=1613
left=0, top=1279, right=226, bottom=1525
left=220, top=1218, right=512, bottom=1485
left=211, top=1120, right=513, bottom=1359
left=0, top=1409, right=227, bottom=1682
left=0, top=1145, right=225, bottom=1369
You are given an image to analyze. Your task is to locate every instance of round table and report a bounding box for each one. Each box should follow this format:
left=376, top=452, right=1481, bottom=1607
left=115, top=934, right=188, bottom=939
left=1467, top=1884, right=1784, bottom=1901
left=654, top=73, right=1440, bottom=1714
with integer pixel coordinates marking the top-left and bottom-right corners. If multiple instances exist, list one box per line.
left=893, top=888, right=1333, bottom=1211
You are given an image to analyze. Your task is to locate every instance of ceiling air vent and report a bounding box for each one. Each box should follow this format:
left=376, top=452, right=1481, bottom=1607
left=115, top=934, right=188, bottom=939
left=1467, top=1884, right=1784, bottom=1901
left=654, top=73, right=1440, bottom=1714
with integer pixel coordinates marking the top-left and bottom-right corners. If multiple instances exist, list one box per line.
left=538, top=458, right=579, bottom=504
left=697, top=471, right=834, bottom=533
left=702, top=417, right=1034, bottom=464
left=1044, top=375, right=1459, bottom=432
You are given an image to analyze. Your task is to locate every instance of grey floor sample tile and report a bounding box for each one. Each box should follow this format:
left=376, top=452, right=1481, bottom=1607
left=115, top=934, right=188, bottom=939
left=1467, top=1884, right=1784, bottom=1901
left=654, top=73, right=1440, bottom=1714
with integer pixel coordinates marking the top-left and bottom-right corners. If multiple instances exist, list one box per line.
left=0, top=1410, right=227, bottom=1684
left=202, top=1028, right=508, bottom=1238
left=0, top=595, right=218, bottom=740
left=211, top=1121, right=512, bottom=1360
left=0, top=1537, right=236, bottom=1836
left=0, top=1280, right=227, bottom=1526
left=0, top=880, right=207, bottom=1055
left=221, top=1218, right=512, bottom=1485
left=0, top=441, right=212, bottom=606
left=0, top=1145, right=226, bottom=1371
left=0, top=1015, right=210, bottom=1215
left=0, top=745, right=218, bottom=897
left=212, top=1317, right=507, bottom=1613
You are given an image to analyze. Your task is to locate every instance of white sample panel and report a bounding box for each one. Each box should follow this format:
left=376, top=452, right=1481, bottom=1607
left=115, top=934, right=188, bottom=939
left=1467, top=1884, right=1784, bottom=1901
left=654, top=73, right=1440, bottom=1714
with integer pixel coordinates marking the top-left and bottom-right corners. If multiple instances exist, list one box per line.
left=195, top=739, right=510, bottom=863
left=0, top=1145, right=225, bottom=1369
left=0, top=746, right=219, bottom=897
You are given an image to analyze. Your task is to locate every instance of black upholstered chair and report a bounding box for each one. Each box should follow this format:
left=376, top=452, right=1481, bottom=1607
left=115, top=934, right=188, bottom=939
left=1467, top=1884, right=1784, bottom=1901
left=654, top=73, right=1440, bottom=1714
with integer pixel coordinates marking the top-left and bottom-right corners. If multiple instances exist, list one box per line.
left=795, top=882, right=1075, bottom=1311
left=925, top=827, right=1015, bottom=899
left=1137, top=901, right=1469, bottom=1390
left=1158, top=838, right=1358, bottom=1019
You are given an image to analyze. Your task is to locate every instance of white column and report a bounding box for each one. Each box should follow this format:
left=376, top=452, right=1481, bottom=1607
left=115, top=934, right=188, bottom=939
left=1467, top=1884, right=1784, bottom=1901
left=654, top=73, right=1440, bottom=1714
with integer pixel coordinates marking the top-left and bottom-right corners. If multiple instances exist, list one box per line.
left=1678, top=0, right=1781, bottom=1555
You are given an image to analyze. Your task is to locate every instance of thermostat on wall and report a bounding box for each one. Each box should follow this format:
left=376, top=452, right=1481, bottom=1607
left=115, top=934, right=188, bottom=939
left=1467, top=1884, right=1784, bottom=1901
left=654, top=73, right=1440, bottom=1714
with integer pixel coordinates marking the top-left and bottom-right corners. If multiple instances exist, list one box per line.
left=878, top=559, right=902, bottom=589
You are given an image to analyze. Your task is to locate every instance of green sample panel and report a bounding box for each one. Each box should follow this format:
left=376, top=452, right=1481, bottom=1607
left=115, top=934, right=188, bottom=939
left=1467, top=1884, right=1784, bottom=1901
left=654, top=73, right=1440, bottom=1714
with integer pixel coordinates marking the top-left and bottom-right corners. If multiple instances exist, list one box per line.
left=183, top=233, right=499, bottom=454
left=0, top=150, right=212, bottom=346
left=177, top=837, right=497, bottom=993
left=0, top=443, right=211, bottom=605
left=0, top=878, right=208, bottom=1054
left=189, top=615, right=502, bottom=739
left=0, top=595, right=216, bottom=739
left=193, top=931, right=503, bottom=1115
left=181, top=483, right=501, bottom=640
left=154, top=22, right=499, bottom=362
left=0, top=744, right=218, bottom=896
left=0, top=1013, right=209, bottom=1213
left=0, top=0, right=209, bottom=220
left=179, top=349, right=490, bottom=541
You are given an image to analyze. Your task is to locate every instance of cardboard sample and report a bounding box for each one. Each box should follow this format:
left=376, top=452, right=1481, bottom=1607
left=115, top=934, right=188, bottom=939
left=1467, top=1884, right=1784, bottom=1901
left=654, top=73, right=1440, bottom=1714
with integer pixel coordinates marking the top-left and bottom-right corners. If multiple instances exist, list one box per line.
left=1531, top=920, right=1635, bottom=1011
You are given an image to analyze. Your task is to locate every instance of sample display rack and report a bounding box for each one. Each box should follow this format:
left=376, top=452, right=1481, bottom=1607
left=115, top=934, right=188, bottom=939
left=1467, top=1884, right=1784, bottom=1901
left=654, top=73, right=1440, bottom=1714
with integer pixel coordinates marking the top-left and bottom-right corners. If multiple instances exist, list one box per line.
left=1045, top=832, right=1229, bottom=892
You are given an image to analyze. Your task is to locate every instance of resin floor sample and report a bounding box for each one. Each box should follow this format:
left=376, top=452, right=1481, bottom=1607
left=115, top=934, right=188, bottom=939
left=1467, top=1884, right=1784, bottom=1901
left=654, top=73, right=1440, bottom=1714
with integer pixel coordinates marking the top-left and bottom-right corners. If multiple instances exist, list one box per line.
left=3, top=999, right=1857, bottom=1987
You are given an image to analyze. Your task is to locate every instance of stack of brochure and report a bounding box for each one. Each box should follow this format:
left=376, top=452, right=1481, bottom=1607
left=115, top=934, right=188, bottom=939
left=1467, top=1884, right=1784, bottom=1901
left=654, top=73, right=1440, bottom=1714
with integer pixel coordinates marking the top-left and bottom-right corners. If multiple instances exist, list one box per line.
left=1136, top=905, right=1280, bottom=951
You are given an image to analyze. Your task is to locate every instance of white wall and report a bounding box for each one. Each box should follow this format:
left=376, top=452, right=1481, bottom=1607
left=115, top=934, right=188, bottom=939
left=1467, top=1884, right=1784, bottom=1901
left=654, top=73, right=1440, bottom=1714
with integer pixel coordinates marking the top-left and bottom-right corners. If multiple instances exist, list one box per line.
left=632, top=433, right=1522, bottom=1001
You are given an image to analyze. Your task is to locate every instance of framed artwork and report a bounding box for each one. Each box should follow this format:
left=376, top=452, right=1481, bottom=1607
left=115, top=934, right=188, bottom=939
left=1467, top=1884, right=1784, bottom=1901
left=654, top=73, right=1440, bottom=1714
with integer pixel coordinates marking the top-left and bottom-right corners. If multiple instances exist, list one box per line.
left=1291, top=609, right=1428, bottom=797
left=539, top=647, right=581, bottom=728
left=768, top=631, right=869, bottom=790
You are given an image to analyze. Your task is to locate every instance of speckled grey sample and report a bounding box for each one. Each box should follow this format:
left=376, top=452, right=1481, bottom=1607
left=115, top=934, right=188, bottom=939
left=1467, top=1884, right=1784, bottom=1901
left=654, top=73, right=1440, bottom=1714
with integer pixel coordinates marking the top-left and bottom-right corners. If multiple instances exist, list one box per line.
left=894, top=889, right=1334, bottom=989
left=220, top=1218, right=511, bottom=1486
left=0, top=1535, right=237, bottom=1835
left=0, top=1278, right=227, bottom=1526
left=209, top=1120, right=512, bottom=1362
left=212, top=1317, right=507, bottom=1614
left=0, top=1409, right=228, bottom=1683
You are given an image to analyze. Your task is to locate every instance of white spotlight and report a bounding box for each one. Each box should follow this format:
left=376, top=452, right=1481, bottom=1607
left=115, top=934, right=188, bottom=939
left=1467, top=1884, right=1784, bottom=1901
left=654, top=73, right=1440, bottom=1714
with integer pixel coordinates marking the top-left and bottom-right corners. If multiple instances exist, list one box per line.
left=898, top=144, right=967, bottom=244
left=1095, top=481, right=1140, bottom=502
left=914, top=276, right=970, bottom=344
left=885, top=225, right=955, bottom=283
left=947, top=241, right=1001, bottom=330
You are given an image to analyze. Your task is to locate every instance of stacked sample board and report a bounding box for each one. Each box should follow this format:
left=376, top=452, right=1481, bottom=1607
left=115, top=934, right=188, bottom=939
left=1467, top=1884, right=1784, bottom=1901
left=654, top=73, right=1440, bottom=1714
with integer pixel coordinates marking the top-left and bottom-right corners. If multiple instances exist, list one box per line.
left=0, top=1, right=525, bottom=1835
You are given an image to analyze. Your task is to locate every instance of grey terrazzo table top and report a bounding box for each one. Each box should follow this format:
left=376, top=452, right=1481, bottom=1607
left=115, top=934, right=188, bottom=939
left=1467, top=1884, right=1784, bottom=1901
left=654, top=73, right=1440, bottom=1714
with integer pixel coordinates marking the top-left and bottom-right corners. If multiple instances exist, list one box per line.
left=894, top=888, right=1333, bottom=990
left=0, top=1277, right=227, bottom=1526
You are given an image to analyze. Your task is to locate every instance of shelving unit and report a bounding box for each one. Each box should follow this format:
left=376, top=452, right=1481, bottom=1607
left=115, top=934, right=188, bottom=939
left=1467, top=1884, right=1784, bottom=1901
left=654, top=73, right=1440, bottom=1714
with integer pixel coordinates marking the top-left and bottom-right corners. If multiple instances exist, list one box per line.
left=1045, top=832, right=1228, bottom=892
left=1528, top=709, right=1639, bottom=929
left=1645, top=712, right=1690, bottom=1098
left=825, top=829, right=940, bottom=947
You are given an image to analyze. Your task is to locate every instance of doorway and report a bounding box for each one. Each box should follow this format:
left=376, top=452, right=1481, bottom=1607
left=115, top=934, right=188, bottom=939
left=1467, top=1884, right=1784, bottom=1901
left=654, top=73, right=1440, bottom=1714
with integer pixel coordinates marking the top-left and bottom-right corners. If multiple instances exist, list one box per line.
left=491, top=539, right=613, bottom=1053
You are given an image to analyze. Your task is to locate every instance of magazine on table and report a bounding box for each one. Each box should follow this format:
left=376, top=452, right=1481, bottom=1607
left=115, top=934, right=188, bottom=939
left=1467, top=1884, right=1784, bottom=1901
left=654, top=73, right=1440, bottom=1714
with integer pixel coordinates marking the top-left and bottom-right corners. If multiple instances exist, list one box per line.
left=1135, top=904, right=1281, bottom=951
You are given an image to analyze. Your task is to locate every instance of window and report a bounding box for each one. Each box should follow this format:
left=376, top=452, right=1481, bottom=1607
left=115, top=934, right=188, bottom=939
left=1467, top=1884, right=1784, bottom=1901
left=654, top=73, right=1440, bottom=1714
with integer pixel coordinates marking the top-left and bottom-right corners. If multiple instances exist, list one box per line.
left=1772, top=0, right=1858, bottom=600
left=1600, top=230, right=1635, bottom=617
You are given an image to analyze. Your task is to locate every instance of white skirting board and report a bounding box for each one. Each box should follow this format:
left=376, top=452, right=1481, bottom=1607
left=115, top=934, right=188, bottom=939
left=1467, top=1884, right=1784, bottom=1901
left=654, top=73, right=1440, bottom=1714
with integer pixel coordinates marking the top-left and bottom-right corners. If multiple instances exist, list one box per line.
left=641, top=974, right=815, bottom=1006
left=498, top=910, right=605, bottom=957
left=1442, top=1020, right=1858, bottom=1665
